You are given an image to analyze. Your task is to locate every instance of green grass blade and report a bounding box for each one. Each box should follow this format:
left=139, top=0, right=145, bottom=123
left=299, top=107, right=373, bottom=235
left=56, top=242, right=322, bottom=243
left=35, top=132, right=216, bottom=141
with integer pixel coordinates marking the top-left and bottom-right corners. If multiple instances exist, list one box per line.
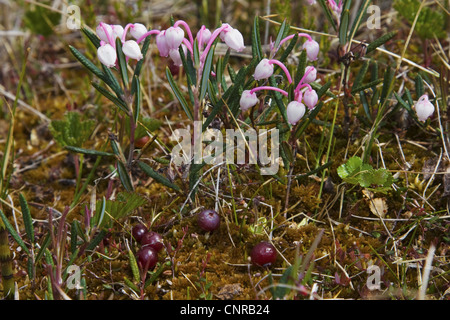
left=138, top=161, right=180, bottom=192
left=19, top=193, right=34, bottom=244
left=165, top=67, right=193, bottom=121
left=0, top=209, right=30, bottom=255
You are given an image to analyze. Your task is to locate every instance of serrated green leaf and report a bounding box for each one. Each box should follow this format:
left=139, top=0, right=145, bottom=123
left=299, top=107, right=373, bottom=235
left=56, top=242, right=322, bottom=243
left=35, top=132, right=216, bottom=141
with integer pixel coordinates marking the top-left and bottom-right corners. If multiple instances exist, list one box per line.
left=49, top=111, right=95, bottom=148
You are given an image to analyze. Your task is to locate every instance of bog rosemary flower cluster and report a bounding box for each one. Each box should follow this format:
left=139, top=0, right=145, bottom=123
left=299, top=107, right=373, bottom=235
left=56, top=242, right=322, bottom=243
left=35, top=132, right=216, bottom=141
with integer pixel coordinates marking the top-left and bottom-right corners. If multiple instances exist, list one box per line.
left=95, top=20, right=244, bottom=69
left=239, top=32, right=320, bottom=125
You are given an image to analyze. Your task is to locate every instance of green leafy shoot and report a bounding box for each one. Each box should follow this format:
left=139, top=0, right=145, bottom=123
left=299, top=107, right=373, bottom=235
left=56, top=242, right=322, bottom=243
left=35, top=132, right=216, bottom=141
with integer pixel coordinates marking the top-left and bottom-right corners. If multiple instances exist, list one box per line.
left=49, top=111, right=95, bottom=148
left=337, top=156, right=394, bottom=192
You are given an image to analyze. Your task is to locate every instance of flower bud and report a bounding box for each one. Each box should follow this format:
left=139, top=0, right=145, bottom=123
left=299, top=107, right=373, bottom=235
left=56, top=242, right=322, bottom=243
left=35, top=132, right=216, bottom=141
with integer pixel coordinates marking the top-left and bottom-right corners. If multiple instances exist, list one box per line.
left=97, top=43, right=117, bottom=68
left=198, top=27, right=212, bottom=45
left=253, top=59, right=274, bottom=80
left=286, top=101, right=306, bottom=125
left=111, top=25, right=124, bottom=40
left=239, top=90, right=259, bottom=111
left=303, top=89, right=318, bottom=109
left=303, top=39, right=319, bottom=61
left=122, top=40, right=143, bottom=61
left=219, top=23, right=232, bottom=41
left=130, top=23, right=148, bottom=40
left=303, top=66, right=317, bottom=84
left=169, top=45, right=187, bottom=66
left=156, top=31, right=169, bottom=57
left=165, top=26, right=185, bottom=50
left=414, top=94, right=434, bottom=122
left=224, top=28, right=245, bottom=52
left=96, top=23, right=113, bottom=43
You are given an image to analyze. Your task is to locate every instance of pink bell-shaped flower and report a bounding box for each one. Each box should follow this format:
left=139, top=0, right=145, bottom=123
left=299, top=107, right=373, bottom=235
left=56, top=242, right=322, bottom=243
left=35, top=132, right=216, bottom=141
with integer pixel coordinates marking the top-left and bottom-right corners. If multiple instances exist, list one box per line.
left=303, top=39, right=320, bottom=61
left=253, top=59, right=274, bottom=80
left=97, top=43, right=117, bottom=68
left=303, top=89, right=318, bottom=109
left=303, top=66, right=317, bottom=84
left=219, top=23, right=232, bottom=41
left=111, top=25, right=124, bottom=40
left=156, top=31, right=169, bottom=57
left=165, top=26, right=185, bottom=50
left=122, top=40, right=143, bottom=61
left=286, top=101, right=306, bottom=125
left=239, top=90, right=259, bottom=111
left=96, top=23, right=113, bottom=43
left=197, top=27, right=212, bottom=46
left=130, top=23, right=148, bottom=40
left=414, top=94, right=434, bottom=122
left=224, top=28, right=245, bottom=52
left=169, top=44, right=187, bottom=66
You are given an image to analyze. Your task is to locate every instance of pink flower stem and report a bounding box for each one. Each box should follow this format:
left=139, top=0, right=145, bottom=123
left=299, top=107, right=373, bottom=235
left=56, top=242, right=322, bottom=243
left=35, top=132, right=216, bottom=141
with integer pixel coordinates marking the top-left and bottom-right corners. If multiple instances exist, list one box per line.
left=174, top=20, right=195, bottom=47
left=182, top=38, right=194, bottom=56
left=197, top=25, right=205, bottom=49
left=295, top=67, right=314, bottom=92
left=121, top=23, right=134, bottom=43
left=278, top=32, right=312, bottom=48
left=250, top=86, right=289, bottom=97
left=268, top=59, right=293, bottom=84
left=200, top=24, right=230, bottom=62
left=100, top=22, right=115, bottom=48
left=136, top=29, right=161, bottom=44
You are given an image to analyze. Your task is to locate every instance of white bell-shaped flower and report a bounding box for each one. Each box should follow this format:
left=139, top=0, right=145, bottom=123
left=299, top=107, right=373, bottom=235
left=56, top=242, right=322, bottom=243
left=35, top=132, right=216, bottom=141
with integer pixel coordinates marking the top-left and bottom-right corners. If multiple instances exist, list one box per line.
left=239, top=90, right=259, bottom=111
left=286, top=101, right=306, bottom=125
left=253, top=59, right=274, bottom=81
left=414, top=94, right=434, bottom=122
left=122, top=40, right=143, bottom=61
left=97, top=43, right=117, bottom=68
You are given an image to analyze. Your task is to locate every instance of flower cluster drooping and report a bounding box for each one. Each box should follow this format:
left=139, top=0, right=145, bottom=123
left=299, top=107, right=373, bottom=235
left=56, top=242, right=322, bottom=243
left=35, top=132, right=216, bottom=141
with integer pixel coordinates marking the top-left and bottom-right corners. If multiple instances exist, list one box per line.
left=95, top=20, right=245, bottom=69
left=239, top=32, right=320, bottom=125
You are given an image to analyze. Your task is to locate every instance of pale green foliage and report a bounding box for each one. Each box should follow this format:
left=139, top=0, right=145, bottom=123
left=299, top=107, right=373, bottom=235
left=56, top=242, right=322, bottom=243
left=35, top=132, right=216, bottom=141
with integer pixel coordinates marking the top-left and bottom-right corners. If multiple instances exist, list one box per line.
left=49, top=111, right=95, bottom=148
left=394, top=0, right=446, bottom=39
left=337, top=156, right=394, bottom=193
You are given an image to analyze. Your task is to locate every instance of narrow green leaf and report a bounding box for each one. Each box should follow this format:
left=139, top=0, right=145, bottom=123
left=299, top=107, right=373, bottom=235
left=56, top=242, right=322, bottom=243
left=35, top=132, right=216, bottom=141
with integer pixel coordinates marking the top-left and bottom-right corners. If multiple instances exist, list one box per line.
left=351, top=79, right=383, bottom=94
left=86, top=229, right=107, bottom=252
left=380, top=66, right=394, bottom=105
left=200, top=44, right=215, bottom=101
left=92, top=82, right=129, bottom=114
left=360, top=90, right=372, bottom=122
left=0, top=209, right=30, bottom=255
left=101, top=64, right=123, bottom=96
left=274, top=19, right=290, bottom=49
left=278, top=34, right=298, bottom=65
left=294, top=50, right=307, bottom=86
left=138, top=161, right=180, bottom=192
left=69, top=45, right=106, bottom=80
left=165, top=67, right=193, bottom=121
left=133, top=76, right=141, bottom=124
left=317, top=0, right=338, bottom=31
left=366, top=31, right=397, bottom=54
left=65, top=145, right=115, bottom=157
left=19, top=193, right=34, bottom=244
left=115, top=38, right=129, bottom=89
left=117, top=161, right=134, bottom=192
left=252, top=16, right=263, bottom=60
left=81, top=26, right=101, bottom=48
left=348, top=0, right=371, bottom=42
left=339, top=9, right=350, bottom=45
left=128, top=248, right=140, bottom=283
left=352, top=60, right=370, bottom=92
left=35, top=233, right=51, bottom=264
left=415, top=74, right=424, bottom=97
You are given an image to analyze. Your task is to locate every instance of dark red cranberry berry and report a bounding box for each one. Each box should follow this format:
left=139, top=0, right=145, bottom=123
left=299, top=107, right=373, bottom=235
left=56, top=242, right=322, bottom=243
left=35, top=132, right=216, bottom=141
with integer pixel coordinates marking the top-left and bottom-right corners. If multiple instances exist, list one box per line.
left=137, top=246, right=158, bottom=271
left=132, top=224, right=148, bottom=243
left=197, top=209, right=220, bottom=232
left=250, top=241, right=277, bottom=267
left=141, top=231, right=164, bottom=252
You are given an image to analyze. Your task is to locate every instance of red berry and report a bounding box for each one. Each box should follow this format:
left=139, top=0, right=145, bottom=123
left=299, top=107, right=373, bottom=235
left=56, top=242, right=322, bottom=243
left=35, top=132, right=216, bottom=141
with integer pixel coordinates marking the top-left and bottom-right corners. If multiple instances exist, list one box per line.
left=197, top=209, right=220, bottom=232
left=251, top=241, right=277, bottom=267
left=135, top=136, right=150, bottom=148
left=141, top=231, right=164, bottom=252
left=132, top=224, right=148, bottom=243
left=137, top=247, right=158, bottom=271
